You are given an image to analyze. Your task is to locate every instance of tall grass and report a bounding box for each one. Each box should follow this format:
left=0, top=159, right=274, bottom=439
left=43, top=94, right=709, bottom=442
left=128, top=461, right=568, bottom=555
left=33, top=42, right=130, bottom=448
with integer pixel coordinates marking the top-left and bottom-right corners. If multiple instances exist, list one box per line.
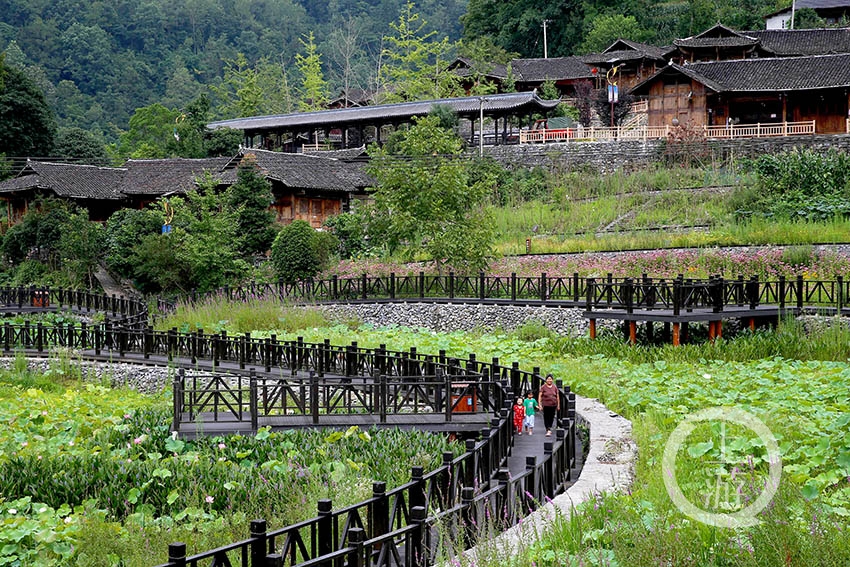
left=542, top=317, right=850, bottom=364
left=156, top=294, right=331, bottom=333
left=496, top=217, right=850, bottom=255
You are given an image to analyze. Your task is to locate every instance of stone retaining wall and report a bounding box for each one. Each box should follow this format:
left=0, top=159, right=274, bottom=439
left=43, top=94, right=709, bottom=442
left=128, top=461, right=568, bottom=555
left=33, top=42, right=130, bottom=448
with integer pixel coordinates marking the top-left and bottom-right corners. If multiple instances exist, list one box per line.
left=483, top=134, right=850, bottom=172
left=314, top=302, right=592, bottom=337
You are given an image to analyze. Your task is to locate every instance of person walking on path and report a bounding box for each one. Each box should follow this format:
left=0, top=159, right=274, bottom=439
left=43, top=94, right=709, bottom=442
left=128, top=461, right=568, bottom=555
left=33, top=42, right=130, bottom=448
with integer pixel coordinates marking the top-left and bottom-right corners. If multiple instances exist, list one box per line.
left=512, top=397, right=525, bottom=435
left=538, top=374, right=560, bottom=436
left=523, top=390, right=538, bottom=435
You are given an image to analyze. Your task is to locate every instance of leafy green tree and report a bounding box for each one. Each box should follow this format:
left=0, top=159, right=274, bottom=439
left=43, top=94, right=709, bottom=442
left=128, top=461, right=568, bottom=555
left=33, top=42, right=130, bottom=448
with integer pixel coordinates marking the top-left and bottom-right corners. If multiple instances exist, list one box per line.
left=114, top=103, right=182, bottom=159
left=0, top=53, right=56, bottom=158
left=205, top=127, right=243, bottom=157
left=456, top=37, right=517, bottom=95
left=366, top=115, right=494, bottom=272
left=212, top=54, right=295, bottom=119
left=379, top=1, right=458, bottom=102
left=462, top=0, right=585, bottom=58
left=295, top=31, right=329, bottom=111
left=130, top=178, right=248, bottom=293
left=793, top=8, right=826, bottom=29
left=105, top=207, right=165, bottom=280
left=2, top=198, right=70, bottom=266
left=53, top=127, right=109, bottom=165
left=271, top=220, right=322, bottom=283
left=579, top=14, right=651, bottom=54
left=223, top=157, right=277, bottom=257
left=57, top=210, right=105, bottom=288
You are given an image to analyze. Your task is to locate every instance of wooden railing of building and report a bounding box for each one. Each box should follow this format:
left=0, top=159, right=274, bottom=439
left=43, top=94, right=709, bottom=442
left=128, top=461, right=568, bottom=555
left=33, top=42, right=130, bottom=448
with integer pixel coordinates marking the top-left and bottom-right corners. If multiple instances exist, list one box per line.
left=519, top=120, right=817, bottom=144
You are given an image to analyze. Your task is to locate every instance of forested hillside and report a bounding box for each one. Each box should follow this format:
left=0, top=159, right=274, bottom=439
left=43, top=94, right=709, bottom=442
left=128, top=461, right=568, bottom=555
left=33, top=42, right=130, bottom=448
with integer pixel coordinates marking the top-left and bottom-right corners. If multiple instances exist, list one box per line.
left=1, top=0, right=792, bottom=151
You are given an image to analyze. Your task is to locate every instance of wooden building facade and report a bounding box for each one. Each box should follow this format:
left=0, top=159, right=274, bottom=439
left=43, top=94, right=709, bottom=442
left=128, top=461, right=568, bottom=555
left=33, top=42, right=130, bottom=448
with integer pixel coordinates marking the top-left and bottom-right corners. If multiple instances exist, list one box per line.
left=632, top=53, right=850, bottom=133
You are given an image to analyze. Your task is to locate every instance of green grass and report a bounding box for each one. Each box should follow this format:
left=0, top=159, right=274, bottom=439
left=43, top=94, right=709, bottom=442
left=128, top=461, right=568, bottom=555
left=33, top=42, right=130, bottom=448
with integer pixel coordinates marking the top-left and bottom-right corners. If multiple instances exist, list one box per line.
left=495, top=217, right=850, bottom=256
left=156, top=294, right=338, bottom=334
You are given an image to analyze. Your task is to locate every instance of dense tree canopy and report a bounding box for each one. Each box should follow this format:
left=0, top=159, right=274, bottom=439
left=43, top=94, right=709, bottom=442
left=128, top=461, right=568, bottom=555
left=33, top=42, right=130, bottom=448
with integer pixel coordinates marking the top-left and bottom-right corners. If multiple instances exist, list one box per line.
left=0, top=53, right=55, bottom=157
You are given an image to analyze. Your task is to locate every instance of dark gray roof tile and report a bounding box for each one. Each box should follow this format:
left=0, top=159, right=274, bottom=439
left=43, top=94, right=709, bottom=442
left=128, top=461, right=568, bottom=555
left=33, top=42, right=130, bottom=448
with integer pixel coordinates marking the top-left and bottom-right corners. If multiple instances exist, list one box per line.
left=219, top=150, right=373, bottom=193
left=0, top=161, right=125, bottom=200
left=121, top=158, right=231, bottom=196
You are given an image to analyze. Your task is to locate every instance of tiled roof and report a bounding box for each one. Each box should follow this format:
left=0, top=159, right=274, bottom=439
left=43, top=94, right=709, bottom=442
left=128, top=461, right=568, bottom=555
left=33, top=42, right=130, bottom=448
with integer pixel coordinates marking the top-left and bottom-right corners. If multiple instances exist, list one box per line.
left=209, top=92, right=561, bottom=133
left=674, top=24, right=759, bottom=48
left=219, top=150, right=373, bottom=193
left=0, top=161, right=125, bottom=200
left=601, top=39, right=671, bottom=60
left=121, top=158, right=231, bottom=195
left=633, top=53, right=850, bottom=93
left=511, top=57, right=593, bottom=81
left=745, top=28, right=850, bottom=55
left=449, top=57, right=509, bottom=79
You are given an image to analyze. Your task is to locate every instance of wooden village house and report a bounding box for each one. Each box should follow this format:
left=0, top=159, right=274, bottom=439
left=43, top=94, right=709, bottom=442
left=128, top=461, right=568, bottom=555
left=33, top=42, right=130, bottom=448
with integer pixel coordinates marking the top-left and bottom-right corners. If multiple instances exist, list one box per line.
left=0, top=152, right=372, bottom=229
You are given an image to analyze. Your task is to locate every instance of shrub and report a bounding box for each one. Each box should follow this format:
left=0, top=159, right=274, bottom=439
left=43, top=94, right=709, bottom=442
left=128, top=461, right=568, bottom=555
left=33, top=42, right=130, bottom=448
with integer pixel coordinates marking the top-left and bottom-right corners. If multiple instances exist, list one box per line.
left=271, top=220, right=321, bottom=283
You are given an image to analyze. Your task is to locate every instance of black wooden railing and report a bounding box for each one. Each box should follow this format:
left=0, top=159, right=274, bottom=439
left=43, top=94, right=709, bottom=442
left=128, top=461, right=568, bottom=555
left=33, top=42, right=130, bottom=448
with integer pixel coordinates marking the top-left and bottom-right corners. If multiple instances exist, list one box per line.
left=175, top=272, right=850, bottom=315
left=1, top=285, right=579, bottom=567
left=156, top=402, right=575, bottom=567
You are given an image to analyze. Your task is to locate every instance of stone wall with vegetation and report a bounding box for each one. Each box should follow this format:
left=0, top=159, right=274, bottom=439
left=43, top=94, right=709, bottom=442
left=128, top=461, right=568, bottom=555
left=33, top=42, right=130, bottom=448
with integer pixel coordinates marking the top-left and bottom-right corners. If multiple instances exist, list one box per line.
left=485, top=134, right=850, bottom=171
left=315, top=302, right=593, bottom=337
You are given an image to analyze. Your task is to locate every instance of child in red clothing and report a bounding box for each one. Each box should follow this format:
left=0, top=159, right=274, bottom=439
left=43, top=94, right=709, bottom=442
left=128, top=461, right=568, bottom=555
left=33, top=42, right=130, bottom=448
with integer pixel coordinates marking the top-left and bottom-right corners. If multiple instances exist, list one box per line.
left=513, top=397, right=525, bottom=435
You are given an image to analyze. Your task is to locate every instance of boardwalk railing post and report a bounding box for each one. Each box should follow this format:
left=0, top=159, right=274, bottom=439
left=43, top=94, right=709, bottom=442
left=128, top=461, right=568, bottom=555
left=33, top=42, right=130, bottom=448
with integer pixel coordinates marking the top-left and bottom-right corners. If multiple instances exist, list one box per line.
left=543, top=441, right=554, bottom=498
left=167, top=542, right=186, bottom=567
left=479, top=271, right=486, bottom=301
left=449, top=272, right=455, bottom=299
left=317, top=499, right=333, bottom=557
left=250, top=369, right=258, bottom=432
left=585, top=277, right=595, bottom=312
left=370, top=481, right=388, bottom=543
left=265, top=553, right=283, bottom=567
left=511, top=272, right=517, bottom=302
left=410, top=466, right=426, bottom=513
left=347, top=527, right=365, bottom=567
left=310, top=370, right=319, bottom=425
left=464, top=439, right=477, bottom=488
left=390, top=272, right=396, bottom=300
left=249, top=519, right=267, bottom=567
left=779, top=275, right=786, bottom=309
left=525, top=456, right=538, bottom=512
left=539, top=272, right=547, bottom=302
left=438, top=451, right=454, bottom=509
left=419, top=271, right=425, bottom=299
left=408, top=506, right=427, bottom=567
left=796, top=275, right=804, bottom=310
left=838, top=275, right=845, bottom=313
left=172, top=372, right=182, bottom=432
left=380, top=374, right=388, bottom=423
left=461, top=486, right=476, bottom=547
left=573, top=272, right=580, bottom=302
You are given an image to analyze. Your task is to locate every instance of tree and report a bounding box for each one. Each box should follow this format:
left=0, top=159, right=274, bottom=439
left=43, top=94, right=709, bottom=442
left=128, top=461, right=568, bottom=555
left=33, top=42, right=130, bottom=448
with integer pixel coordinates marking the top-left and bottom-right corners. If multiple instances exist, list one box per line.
left=793, top=8, right=826, bottom=29
left=105, top=207, right=165, bottom=280
left=594, top=86, right=635, bottom=127
left=114, top=103, right=182, bottom=159
left=212, top=54, right=296, bottom=119
left=295, top=31, right=329, bottom=111
left=0, top=53, right=56, bottom=158
left=378, top=1, right=458, bottom=102
left=366, top=115, right=494, bottom=272
left=572, top=80, right=594, bottom=127
left=271, top=220, right=322, bottom=283
left=326, top=17, right=367, bottom=108
left=456, top=37, right=517, bottom=95
left=579, top=14, right=651, bottom=54
left=223, top=156, right=277, bottom=257
left=462, top=0, right=585, bottom=58
left=53, top=127, right=109, bottom=165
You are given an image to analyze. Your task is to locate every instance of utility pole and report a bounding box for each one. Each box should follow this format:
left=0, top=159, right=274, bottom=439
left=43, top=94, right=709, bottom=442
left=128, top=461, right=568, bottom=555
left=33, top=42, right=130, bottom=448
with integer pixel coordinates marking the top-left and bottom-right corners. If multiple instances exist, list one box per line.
left=790, top=0, right=796, bottom=29
left=542, top=20, right=551, bottom=59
